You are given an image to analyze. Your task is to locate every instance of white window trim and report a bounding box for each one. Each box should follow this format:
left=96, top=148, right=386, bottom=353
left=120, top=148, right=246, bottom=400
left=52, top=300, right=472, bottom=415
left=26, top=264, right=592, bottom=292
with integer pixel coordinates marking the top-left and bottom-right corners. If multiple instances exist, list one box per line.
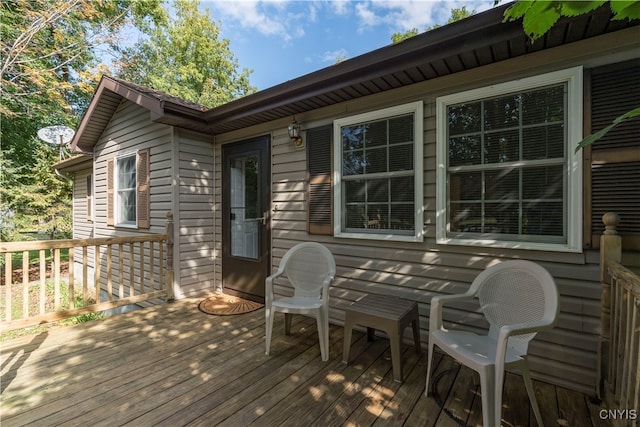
left=115, top=150, right=138, bottom=229
left=333, top=101, right=424, bottom=242
left=436, top=67, right=583, bottom=252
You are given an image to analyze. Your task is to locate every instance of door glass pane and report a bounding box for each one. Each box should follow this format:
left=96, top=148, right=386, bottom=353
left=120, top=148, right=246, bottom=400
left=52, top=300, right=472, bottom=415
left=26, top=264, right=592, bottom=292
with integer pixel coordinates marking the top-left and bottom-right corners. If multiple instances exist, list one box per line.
left=230, top=154, right=259, bottom=259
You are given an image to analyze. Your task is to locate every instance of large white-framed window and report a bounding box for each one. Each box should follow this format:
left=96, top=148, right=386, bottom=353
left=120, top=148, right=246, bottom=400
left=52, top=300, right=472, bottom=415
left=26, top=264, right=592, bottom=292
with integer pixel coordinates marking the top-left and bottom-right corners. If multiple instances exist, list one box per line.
left=334, top=101, right=424, bottom=242
left=115, top=152, right=137, bottom=227
left=436, top=67, right=583, bottom=252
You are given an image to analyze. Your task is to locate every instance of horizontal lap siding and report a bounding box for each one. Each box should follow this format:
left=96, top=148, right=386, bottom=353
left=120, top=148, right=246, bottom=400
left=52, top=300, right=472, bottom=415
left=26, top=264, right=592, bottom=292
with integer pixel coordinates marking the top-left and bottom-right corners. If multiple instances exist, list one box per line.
left=72, top=170, right=95, bottom=282
left=176, top=130, right=215, bottom=297
left=267, top=98, right=601, bottom=395
left=93, top=101, right=174, bottom=296
left=214, top=37, right=637, bottom=395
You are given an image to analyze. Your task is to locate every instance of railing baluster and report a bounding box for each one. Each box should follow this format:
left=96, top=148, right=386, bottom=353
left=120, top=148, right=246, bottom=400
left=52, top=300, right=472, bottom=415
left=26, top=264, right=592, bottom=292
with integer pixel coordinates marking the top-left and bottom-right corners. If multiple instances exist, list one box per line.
left=69, top=249, right=74, bottom=309
left=39, top=250, right=46, bottom=315
left=22, top=250, right=29, bottom=318
left=54, top=248, right=61, bottom=311
left=119, top=243, right=124, bottom=298
left=129, top=242, right=134, bottom=296
left=107, top=244, right=112, bottom=301
left=150, top=241, right=155, bottom=292
left=4, top=252, right=12, bottom=322
left=82, top=246, right=88, bottom=306
left=94, top=245, right=101, bottom=304
left=141, top=241, right=146, bottom=295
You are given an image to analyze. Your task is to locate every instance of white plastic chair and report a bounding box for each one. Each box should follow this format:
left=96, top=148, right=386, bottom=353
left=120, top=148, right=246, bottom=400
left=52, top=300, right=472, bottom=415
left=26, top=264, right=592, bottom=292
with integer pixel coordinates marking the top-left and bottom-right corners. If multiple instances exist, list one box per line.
left=265, top=242, right=336, bottom=361
left=425, top=260, right=559, bottom=427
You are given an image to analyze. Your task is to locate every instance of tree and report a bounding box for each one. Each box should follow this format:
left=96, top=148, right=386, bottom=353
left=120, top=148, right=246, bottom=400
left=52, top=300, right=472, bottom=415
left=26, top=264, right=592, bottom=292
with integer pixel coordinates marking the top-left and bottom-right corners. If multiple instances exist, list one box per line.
left=392, top=6, right=475, bottom=43
left=1, top=0, right=165, bottom=239
left=115, top=0, right=255, bottom=108
left=502, top=0, right=640, bottom=149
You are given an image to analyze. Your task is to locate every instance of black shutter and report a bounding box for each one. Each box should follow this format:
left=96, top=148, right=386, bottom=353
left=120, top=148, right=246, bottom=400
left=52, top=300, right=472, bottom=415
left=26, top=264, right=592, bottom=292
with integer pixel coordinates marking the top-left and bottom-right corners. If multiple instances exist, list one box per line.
left=589, top=60, right=640, bottom=250
left=307, top=125, right=333, bottom=235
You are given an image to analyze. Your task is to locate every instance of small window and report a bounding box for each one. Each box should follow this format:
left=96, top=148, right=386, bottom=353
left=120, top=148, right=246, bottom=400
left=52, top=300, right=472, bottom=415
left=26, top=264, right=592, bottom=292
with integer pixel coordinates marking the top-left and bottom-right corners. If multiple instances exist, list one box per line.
left=436, top=67, right=583, bottom=252
left=116, top=153, right=137, bottom=226
left=106, top=149, right=150, bottom=229
left=334, top=101, right=424, bottom=242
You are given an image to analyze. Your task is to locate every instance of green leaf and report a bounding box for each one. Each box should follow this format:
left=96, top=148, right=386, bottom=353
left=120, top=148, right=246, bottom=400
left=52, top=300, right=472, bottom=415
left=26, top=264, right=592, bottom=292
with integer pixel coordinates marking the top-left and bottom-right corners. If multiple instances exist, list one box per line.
left=521, top=2, right=561, bottom=40
left=609, top=0, right=640, bottom=20
left=575, top=107, right=640, bottom=152
left=560, top=1, right=606, bottom=16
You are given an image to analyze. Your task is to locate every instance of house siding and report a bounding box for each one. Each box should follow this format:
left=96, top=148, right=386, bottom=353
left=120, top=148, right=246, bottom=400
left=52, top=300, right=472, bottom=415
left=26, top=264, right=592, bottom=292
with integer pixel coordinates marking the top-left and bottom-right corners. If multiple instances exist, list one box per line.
left=175, top=129, right=216, bottom=298
left=211, top=36, right=638, bottom=394
left=92, top=100, right=174, bottom=298
left=71, top=169, right=95, bottom=284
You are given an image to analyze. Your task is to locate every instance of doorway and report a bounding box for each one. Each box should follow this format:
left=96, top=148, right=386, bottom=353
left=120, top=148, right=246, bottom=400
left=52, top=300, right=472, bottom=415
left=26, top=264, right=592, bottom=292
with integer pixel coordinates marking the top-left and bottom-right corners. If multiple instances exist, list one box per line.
left=221, top=135, right=270, bottom=302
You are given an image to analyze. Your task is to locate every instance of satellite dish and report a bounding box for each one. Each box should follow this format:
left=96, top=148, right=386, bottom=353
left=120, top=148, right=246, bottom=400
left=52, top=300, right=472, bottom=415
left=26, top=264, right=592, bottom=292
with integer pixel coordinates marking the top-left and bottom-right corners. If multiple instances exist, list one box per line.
left=37, top=125, right=75, bottom=145
left=37, top=125, right=75, bottom=160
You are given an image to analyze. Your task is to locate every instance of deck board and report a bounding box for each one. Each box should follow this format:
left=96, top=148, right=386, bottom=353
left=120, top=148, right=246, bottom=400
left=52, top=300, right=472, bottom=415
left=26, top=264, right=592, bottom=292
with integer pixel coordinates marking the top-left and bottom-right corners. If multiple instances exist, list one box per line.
left=1, top=296, right=609, bottom=426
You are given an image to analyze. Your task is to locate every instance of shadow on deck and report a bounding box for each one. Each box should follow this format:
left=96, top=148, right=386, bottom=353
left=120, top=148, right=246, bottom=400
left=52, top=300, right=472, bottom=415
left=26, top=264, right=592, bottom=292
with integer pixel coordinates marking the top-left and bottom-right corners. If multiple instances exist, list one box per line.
left=1, top=296, right=609, bottom=426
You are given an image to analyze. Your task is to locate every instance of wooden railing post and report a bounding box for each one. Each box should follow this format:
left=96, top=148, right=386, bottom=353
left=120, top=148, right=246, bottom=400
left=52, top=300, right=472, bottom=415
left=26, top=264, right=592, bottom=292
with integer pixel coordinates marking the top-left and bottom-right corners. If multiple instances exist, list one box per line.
left=165, top=211, right=175, bottom=302
left=598, top=212, right=622, bottom=400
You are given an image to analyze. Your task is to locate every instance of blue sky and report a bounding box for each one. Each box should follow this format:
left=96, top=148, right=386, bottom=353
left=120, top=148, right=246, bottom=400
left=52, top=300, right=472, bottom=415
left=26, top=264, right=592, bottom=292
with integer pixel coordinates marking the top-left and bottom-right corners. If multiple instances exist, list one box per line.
left=203, top=1, right=496, bottom=90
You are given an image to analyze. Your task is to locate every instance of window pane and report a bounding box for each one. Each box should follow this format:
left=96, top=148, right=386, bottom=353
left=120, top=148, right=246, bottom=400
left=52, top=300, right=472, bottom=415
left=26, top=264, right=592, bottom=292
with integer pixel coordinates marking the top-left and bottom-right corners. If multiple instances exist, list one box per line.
left=522, top=166, right=564, bottom=199
left=367, top=179, right=388, bottom=203
left=389, top=144, right=413, bottom=171
left=523, top=125, right=564, bottom=160
left=390, top=204, right=414, bottom=230
left=523, top=201, right=563, bottom=236
left=486, top=169, right=519, bottom=201
left=450, top=202, right=481, bottom=232
left=485, top=202, right=520, bottom=234
left=449, top=103, right=481, bottom=134
left=118, top=156, right=136, bottom=189
left=485, top=130, right=519, bottom=163
left=366, top=121, right=387, bottom=147
left=345, top=204, right=365, bottom=228
left=343, top=150, right=366, bottom=175
left=390, top=176, right=414, bottom=202
left=118, top=190, right=136, bottom=223
left=366, top=204, right=388, bottom=229
left=450, top=172, right=481, bottom=201
left=484, top=94, right=520, bottom=131
left=342, top=124, right=365, bottom=150
left=449, top=135, right=481, bottom=166
left=345, top=180, right=366, bottom=203
left=366, top=147, right=388, bottom=174
left=389, top=115, right=413, bottom=144
left=522, top=85, right=564, bottom=125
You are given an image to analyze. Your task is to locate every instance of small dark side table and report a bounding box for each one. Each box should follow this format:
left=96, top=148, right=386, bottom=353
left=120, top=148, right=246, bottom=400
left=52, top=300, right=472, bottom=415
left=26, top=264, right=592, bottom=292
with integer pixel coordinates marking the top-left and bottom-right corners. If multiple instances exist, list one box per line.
left=342, top=294, right=422, bottom=382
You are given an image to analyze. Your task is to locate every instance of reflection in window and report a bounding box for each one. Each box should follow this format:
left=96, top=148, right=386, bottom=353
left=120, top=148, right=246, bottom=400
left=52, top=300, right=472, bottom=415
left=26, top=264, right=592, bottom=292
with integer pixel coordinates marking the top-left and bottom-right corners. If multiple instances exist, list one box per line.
left=116, top=154, right=136, bottom=225
left=340, top=114, right=415, bottom=234
left=447, top=84, right=568, bottom=243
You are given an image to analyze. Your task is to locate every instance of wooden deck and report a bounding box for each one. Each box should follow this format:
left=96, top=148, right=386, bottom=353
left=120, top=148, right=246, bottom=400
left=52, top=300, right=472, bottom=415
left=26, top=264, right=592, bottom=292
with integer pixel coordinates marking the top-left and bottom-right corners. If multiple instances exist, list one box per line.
left=1, top=296, right=609, bottom=427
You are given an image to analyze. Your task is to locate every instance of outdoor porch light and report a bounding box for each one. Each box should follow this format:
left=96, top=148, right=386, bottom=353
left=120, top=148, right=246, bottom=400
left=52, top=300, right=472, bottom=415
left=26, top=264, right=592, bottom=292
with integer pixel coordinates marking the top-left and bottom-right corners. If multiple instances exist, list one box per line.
left=288, top=117, right=303, bottom=149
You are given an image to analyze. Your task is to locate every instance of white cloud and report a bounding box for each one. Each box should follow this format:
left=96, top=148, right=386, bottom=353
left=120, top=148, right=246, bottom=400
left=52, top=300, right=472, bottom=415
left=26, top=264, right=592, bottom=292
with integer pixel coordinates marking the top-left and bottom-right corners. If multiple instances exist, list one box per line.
left=354, top=0, right=494, bottom=33
left=208, top=1, right=304, bottom=42
left=320, top=48, right=349, bottom=63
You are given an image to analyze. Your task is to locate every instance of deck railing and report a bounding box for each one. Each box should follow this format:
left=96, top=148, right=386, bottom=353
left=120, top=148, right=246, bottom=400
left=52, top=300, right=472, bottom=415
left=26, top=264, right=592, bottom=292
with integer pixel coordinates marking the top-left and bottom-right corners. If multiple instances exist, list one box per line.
left=0, top=212, right=174, bottom=332
left=598, top=212, right=640, bottom=423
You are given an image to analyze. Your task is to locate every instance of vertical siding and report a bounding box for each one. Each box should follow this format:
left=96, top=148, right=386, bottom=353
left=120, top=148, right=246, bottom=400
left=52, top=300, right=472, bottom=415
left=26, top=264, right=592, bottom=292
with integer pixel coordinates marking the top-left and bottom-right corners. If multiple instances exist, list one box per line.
left=175, top=129, right=216, bottom=297
left=92, top=100, right=174, bottom=298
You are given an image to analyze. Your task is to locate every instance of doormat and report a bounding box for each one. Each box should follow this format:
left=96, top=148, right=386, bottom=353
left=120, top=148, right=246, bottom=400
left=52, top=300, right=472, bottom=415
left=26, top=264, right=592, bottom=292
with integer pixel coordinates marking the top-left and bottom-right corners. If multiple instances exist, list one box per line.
left=198, top=294, right=264, bottom=316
